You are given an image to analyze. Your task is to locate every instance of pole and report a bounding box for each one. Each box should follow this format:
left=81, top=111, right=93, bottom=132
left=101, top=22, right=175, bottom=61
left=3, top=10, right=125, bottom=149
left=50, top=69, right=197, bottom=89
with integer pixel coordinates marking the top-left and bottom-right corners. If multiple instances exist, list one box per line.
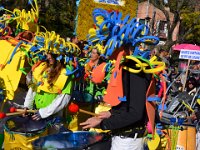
left=182, top=59, right=191, bottom=91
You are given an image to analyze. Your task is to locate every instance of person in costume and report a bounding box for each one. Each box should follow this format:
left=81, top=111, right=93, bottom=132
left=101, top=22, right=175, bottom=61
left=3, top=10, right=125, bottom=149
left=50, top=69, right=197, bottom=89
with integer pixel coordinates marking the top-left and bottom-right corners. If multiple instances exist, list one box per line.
left=78, top=7, right=165, bottom=149
left=68, top=44, right=109, bottom=131
left=86, top=46, right=101, bottom=72
left=80, top=48, right=152, bottom=150
left=23, top=52, right=74, bottom=121
left=84, top=44, right=108, bottom=104
left=70, top=35, right=79, bottom=45
left=83, top=45, right=112, bottom=150
left=85, top=45, right=104, bottom=82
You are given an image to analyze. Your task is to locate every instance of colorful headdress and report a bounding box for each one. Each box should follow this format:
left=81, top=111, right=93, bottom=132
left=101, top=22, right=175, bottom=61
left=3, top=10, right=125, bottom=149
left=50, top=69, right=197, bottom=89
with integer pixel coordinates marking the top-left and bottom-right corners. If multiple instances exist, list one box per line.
left=0, top=0, right=39, bottom=32
left=29, top=31, right=81, bottom=62
left=87, top=8, right=160, bottom=59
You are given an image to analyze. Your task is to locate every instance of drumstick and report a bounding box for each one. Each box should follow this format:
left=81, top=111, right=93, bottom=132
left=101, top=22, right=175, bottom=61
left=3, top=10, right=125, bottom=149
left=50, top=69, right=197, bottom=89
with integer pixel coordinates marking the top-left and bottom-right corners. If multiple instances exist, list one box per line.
left=68, top=103, right=98, bottom=116
left=79, top=109, right=98, bottom=116
left=9, top=107, right=37, bottom=113
left=0, top=112, right=24, bottom=119
left=16, top=109, right=37, bottom=113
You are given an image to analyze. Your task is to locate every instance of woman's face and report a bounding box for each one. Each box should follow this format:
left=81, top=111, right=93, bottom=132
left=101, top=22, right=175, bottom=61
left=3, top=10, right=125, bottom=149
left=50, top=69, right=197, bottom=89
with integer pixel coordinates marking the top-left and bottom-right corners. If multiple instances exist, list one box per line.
left=90, top=49, right=100, bottom=62
left=72, top=37, right=79, bottom=44
left=47, top=53, right=55, bottom=65
left=188, top=82, right=194, bottom=89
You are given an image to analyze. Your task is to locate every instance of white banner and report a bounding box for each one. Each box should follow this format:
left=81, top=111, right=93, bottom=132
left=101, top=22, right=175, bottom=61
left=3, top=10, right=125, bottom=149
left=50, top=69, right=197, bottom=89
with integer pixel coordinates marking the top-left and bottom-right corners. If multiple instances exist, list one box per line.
left=179, top=49, right=200, bottom=61
left=93, top=0, right=125, bottom=6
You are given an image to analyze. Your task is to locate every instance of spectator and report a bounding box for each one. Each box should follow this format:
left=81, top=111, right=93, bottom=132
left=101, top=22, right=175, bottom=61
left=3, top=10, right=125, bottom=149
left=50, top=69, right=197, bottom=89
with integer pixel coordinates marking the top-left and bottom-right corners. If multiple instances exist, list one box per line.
left=158, top=49, right=170, bottom=66
left=185, top=77, right=198, bottom=96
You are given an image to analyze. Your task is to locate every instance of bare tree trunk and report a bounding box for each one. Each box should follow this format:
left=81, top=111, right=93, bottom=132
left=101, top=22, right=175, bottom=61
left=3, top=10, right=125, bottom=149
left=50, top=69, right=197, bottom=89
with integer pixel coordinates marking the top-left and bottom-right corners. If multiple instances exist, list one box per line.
left=151, top=9, right=156, bottom=35
left=149, top=0, right=187, bottom=51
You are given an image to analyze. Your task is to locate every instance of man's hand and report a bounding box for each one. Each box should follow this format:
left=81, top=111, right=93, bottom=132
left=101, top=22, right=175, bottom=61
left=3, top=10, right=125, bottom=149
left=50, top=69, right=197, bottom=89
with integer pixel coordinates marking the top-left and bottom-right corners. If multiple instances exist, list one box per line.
left=80, top=117, right=102, bottom=129
left=98, top=111, right=111, bottom=119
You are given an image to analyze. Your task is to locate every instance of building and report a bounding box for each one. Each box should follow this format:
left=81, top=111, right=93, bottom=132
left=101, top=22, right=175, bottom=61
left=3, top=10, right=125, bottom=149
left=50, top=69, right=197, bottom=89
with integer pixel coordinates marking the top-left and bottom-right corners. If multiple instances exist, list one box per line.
left=137, top=1, right=180, bottom=45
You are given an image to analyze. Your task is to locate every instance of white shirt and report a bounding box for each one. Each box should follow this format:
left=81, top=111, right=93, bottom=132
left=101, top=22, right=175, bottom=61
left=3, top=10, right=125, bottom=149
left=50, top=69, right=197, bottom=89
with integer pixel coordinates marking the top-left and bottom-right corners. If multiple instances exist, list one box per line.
left=24, top=87, right=71, bottom=118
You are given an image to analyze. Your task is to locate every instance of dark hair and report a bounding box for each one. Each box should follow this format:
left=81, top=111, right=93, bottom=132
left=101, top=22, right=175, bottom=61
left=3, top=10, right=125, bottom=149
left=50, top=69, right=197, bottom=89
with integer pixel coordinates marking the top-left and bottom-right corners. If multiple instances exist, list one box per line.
left=186, top=77, right=197, bottom=91
left=70, top=36, right=77, bottom=42
left=160, top=49, right=166, bottom=53
left=77, top=40, right=87, bottom=50
left=41, top=53, right=65, bottom=86
left=97, top=56, right=106, bottom=65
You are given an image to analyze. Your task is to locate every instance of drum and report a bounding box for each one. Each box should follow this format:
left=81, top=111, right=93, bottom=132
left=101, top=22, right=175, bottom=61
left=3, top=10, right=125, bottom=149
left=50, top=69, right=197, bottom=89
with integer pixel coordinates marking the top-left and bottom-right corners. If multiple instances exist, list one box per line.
left=32, top=131, right=111, bottom=150
left=4, top=116, right=50, bottom=150
left=167, top=125, right=196, bottom=150
left=176, top=126, right=196, bottom=150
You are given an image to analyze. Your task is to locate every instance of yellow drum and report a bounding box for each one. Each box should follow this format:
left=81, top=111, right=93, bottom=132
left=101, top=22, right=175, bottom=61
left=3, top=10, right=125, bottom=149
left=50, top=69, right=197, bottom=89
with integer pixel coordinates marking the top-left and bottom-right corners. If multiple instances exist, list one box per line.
left=4, top=116, right=49, bottom=150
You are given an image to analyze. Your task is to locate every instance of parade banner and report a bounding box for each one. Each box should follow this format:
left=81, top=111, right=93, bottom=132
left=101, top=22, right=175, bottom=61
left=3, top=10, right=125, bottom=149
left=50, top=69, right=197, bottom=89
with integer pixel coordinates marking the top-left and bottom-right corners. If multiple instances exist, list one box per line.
left=93, top=0, right=125, bottom=6
left=179, top=49, right=200, bottom=61
left=77, top=0, right=137, bottom=40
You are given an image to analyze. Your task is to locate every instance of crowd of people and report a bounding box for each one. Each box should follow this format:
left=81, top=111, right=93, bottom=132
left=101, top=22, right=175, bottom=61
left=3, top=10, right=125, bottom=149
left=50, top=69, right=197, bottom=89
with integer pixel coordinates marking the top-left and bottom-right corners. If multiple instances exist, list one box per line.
left=0, top=29, right=199, bottom=150
left=0, top=5, right=200, bottom=150
left=12, top=37, right=199, bottom=149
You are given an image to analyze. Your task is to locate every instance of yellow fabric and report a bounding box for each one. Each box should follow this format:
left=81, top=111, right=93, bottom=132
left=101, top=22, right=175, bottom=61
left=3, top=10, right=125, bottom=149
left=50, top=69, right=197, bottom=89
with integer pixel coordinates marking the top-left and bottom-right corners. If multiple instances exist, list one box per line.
left=67, top=103, right=111, bottom=132
left=160, top=135, right=168, bottom=149
left=4, top=129, right=47, bottom=150
left=197, top=99, right=200, bottom=105
left=90, top=103, right=111, bottom=133
left=68, top=114, right=79, bottom=131
left=0, top=40, right=26, bottom=100
left=147, top=133, right=160, bottom=150
left=67, top=104, right=95, bottom=131
left=32, top=62, right=68, bottom=93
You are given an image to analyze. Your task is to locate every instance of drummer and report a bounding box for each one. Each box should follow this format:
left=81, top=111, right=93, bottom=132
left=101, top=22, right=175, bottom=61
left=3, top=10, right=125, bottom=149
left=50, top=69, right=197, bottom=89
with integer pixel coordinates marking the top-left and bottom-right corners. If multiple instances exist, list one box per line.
left=80, top=46, right=151, bottom=150
left=23, top=52, right=74, bottom=130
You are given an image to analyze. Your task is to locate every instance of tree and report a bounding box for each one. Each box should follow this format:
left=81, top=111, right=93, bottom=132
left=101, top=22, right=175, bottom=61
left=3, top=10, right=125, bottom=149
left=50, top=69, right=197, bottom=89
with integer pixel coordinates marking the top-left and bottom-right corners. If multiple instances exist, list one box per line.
left=148, top=0, right=200, bottom=51
left=180, top=11, right=200, bottom=45
left=38, top=0, right=77, bottom=38
left=0, top=0, right=77, bottom=38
